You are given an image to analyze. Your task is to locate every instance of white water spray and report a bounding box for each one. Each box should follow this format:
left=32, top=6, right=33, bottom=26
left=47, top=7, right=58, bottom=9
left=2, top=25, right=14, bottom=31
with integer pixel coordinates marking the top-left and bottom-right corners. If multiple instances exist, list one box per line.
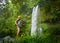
left=31, top=5, right=42, bottom=37
left=31, top=5, right=38, bottom=36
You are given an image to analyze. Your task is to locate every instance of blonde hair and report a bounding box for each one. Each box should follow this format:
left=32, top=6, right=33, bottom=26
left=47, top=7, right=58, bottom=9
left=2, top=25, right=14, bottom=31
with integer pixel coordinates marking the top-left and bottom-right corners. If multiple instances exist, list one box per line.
left=18, top=15, right=22, bottom=18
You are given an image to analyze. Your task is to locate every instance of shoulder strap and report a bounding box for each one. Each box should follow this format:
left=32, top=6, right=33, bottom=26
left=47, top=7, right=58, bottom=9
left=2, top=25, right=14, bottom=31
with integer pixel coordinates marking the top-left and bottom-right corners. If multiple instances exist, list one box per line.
left=16, top=18, right=20, bottom=23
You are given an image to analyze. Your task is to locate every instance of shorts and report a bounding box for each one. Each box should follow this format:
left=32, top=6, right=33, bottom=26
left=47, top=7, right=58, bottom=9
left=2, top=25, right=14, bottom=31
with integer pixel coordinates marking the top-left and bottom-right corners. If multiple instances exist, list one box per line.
left=17, top=25, right=21, bottom=28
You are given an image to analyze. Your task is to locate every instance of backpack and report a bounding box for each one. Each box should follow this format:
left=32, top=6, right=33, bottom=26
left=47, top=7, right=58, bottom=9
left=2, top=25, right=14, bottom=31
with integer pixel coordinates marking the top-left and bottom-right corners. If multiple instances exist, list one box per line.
left=16, top=18, right=22, bottom=27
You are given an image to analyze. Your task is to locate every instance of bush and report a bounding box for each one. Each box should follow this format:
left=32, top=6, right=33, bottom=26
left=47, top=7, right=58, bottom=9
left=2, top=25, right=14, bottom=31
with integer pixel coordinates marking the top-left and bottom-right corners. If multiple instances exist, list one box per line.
left=0, top=35, right=57, bottom=43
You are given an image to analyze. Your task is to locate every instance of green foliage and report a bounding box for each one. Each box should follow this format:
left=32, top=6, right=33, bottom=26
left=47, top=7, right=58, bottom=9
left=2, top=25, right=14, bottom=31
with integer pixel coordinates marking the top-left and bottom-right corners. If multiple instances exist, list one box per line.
left=48, top=25, right=60, bottom=35
left=0, top=0, right=60, bottom=43
left=0, top=0, right=31, bottom=37
left=40, top=0, right=60, bottom=23
left=40, top=23, right=48, bottom=31
left=1, top=35, right=58, bottom=43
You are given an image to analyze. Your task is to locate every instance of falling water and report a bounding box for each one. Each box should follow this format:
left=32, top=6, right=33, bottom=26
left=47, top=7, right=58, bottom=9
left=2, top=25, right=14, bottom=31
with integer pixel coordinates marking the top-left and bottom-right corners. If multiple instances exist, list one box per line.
left=31, top=5, right=42, bottom=37
left=31, top=5, right=39, bottom=36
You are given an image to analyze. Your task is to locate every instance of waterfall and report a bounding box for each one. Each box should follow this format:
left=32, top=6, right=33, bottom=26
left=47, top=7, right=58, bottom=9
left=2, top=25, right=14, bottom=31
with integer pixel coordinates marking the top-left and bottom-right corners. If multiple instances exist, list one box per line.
left=31, top=5, right=39, bottom=36
left=31, top=5, right=42, bottom=37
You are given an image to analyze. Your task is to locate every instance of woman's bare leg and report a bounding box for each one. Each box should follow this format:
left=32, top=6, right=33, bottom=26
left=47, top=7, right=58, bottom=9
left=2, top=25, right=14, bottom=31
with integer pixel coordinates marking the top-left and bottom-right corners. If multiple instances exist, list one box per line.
left=17, top=27, right=20, bottom=36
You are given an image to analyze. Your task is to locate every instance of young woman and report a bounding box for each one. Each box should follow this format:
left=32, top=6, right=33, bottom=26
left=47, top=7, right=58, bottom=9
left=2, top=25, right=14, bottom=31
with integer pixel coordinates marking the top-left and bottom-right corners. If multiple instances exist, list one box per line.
left=15, top=16, right=22, bottom=36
